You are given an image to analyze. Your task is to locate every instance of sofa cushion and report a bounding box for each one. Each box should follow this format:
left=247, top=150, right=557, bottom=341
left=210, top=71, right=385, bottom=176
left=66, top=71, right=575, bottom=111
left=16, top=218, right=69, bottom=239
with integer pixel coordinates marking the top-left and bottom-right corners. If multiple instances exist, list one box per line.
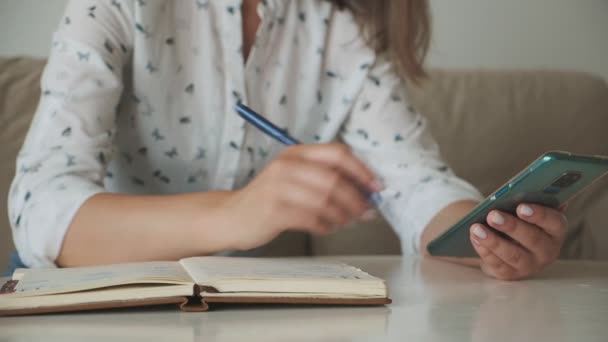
left=312, top=70, right=608, bottom=259
left=0, top=57, right=47, bottom=270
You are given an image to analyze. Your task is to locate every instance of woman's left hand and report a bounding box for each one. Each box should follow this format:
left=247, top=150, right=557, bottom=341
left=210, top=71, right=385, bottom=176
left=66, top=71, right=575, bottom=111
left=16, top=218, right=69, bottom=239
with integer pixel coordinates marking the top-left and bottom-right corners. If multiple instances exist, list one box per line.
left=470, top=203, right=568, bottom=281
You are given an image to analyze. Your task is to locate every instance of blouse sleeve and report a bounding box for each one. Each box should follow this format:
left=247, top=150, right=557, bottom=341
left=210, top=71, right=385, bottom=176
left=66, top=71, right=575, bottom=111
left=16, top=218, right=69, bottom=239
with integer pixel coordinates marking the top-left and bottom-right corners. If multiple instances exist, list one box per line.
left=339, top=56, right=483, bottom=255
left=8, top=0, right=134, bottom=267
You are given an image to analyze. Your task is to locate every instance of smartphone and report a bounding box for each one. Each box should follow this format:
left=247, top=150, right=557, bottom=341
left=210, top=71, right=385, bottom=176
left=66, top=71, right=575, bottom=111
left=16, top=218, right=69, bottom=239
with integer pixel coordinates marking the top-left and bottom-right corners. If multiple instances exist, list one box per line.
left=427, top=151, right=608, bottom=257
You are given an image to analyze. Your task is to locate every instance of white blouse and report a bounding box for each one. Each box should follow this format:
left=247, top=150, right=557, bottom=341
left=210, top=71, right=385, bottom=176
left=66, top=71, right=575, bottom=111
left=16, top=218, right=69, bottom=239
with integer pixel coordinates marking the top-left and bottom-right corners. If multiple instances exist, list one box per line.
left=9, top=0, right=482, bottom=267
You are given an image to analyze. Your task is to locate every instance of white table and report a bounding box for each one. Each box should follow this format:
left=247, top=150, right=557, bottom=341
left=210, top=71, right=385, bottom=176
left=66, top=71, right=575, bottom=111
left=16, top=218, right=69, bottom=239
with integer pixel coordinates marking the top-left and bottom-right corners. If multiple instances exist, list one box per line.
left=1, top=256, right=607, bottom=342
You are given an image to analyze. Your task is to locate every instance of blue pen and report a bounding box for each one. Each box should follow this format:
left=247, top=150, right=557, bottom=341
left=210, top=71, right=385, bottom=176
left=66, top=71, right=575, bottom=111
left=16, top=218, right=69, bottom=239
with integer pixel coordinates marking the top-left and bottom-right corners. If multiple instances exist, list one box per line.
left=234, top=102, right=382, bottom=206
left=235, top=102, right=300, bottom=146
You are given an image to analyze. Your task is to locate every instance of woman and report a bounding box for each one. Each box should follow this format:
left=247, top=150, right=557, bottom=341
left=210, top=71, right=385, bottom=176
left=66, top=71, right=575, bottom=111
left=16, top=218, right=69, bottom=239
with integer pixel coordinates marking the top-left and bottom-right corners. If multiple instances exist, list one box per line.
left=8, top=0, right=567, bottom=280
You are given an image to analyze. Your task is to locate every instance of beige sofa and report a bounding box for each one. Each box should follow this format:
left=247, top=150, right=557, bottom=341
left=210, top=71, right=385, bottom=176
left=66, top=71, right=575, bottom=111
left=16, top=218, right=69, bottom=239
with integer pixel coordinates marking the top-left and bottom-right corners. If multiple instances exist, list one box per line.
left=1, top=57, right=607, bottom=270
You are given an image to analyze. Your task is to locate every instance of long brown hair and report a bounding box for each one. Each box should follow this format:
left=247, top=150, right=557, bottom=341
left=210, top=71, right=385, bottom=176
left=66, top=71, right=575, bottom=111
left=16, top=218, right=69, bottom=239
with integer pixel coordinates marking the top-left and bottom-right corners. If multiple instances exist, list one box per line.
left=328, top=0, right=431, bottom=82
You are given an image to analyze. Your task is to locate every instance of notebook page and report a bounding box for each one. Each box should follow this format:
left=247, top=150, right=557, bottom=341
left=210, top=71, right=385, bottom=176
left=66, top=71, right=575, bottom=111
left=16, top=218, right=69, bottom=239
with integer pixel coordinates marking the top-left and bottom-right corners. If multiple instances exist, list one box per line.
left=180, top=257, right=379, bottom=284
left=4, top=262, right=192, bottom=298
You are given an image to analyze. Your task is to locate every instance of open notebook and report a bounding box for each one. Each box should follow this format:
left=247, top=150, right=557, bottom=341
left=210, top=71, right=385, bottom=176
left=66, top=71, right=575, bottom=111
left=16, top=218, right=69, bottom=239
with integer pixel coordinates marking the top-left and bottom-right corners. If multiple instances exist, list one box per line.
left=0, top=257, right=390, bottom=316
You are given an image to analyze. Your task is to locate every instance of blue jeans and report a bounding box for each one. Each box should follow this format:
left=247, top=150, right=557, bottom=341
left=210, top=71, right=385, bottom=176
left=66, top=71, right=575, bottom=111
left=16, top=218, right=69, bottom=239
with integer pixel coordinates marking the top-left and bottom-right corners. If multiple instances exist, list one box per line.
left=4, top=251, right=27, bottom=276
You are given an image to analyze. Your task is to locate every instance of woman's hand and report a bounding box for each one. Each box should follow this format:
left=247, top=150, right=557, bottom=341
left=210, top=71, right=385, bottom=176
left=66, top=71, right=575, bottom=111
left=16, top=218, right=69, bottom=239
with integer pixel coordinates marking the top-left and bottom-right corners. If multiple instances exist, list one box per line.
left=470, top=204, right=568, bottom=280
left=220, top=144, right=383, bottom=251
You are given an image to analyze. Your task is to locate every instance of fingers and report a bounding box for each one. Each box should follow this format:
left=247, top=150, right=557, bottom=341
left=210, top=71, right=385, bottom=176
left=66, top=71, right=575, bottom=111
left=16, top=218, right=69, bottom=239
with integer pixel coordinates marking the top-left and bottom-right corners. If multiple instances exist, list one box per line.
left=274, top=160, right=371, bottom=234
left=472, top=242, right=519, bottom=280
left=472, top=203, right=568, bottom=281
left=287, top=160, right=370, bottom=217
left=485, top=206, right=566, bottom=265
left=284, top=144, right=383, bottom=193
left=485, top=210, right=555, bottom=256
left=260, top=144, right=382, bottom=236
left=515, top=204, right=567, bottom=241
left=470, top=223, right=535, bottom=273
left=326, top=176, right=370, bottom=218
left=280, top=183, right=348, bottom=234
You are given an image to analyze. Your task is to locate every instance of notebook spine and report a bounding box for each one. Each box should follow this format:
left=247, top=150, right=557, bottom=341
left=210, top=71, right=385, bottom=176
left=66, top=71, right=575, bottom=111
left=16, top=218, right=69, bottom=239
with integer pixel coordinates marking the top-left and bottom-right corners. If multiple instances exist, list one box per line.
left=177, top=284, right=211, bottom=312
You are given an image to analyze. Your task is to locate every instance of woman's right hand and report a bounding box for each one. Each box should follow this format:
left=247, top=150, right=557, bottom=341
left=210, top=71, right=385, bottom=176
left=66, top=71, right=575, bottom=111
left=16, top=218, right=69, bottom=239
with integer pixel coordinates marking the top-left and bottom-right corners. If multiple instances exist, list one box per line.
left=220, top=143, right=384, bottom=251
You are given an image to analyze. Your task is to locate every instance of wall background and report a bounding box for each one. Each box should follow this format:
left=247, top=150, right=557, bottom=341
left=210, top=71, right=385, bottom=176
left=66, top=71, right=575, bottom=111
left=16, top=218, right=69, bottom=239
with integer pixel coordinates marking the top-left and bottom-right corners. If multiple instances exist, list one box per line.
left=427, top=0, right=608, bottom=80
left=1, top=0, right=607, bottom=79
left=0, top=0, right=68, bottom=57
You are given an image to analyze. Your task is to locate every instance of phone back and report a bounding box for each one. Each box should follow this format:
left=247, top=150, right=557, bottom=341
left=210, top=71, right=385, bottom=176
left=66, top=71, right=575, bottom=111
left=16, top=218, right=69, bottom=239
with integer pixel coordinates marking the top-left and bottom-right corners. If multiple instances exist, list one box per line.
left=427, top=152, right=608, bottom=257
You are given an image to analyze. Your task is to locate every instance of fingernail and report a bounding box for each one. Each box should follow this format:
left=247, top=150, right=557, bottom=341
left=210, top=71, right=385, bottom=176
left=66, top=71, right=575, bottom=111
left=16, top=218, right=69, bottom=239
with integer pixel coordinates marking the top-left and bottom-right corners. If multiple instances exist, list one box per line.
left=370, top=179, right=385, bottom=192
left=360, top=209, right=378, bottom=221
left=491, top=212, right=505, bottom=225
left=472, top=225, right=487, bottom=240
left=520, top=205, right=534, bottom=217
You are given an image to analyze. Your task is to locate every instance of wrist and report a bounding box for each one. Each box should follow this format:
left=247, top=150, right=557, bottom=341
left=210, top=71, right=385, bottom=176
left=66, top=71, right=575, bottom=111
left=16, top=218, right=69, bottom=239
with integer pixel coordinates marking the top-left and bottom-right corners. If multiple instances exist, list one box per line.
left=209, top=189, right=259, bottom=251
left=183, top=191, right=242, bottom=254
left=421, top=200, right=479, bottom=257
